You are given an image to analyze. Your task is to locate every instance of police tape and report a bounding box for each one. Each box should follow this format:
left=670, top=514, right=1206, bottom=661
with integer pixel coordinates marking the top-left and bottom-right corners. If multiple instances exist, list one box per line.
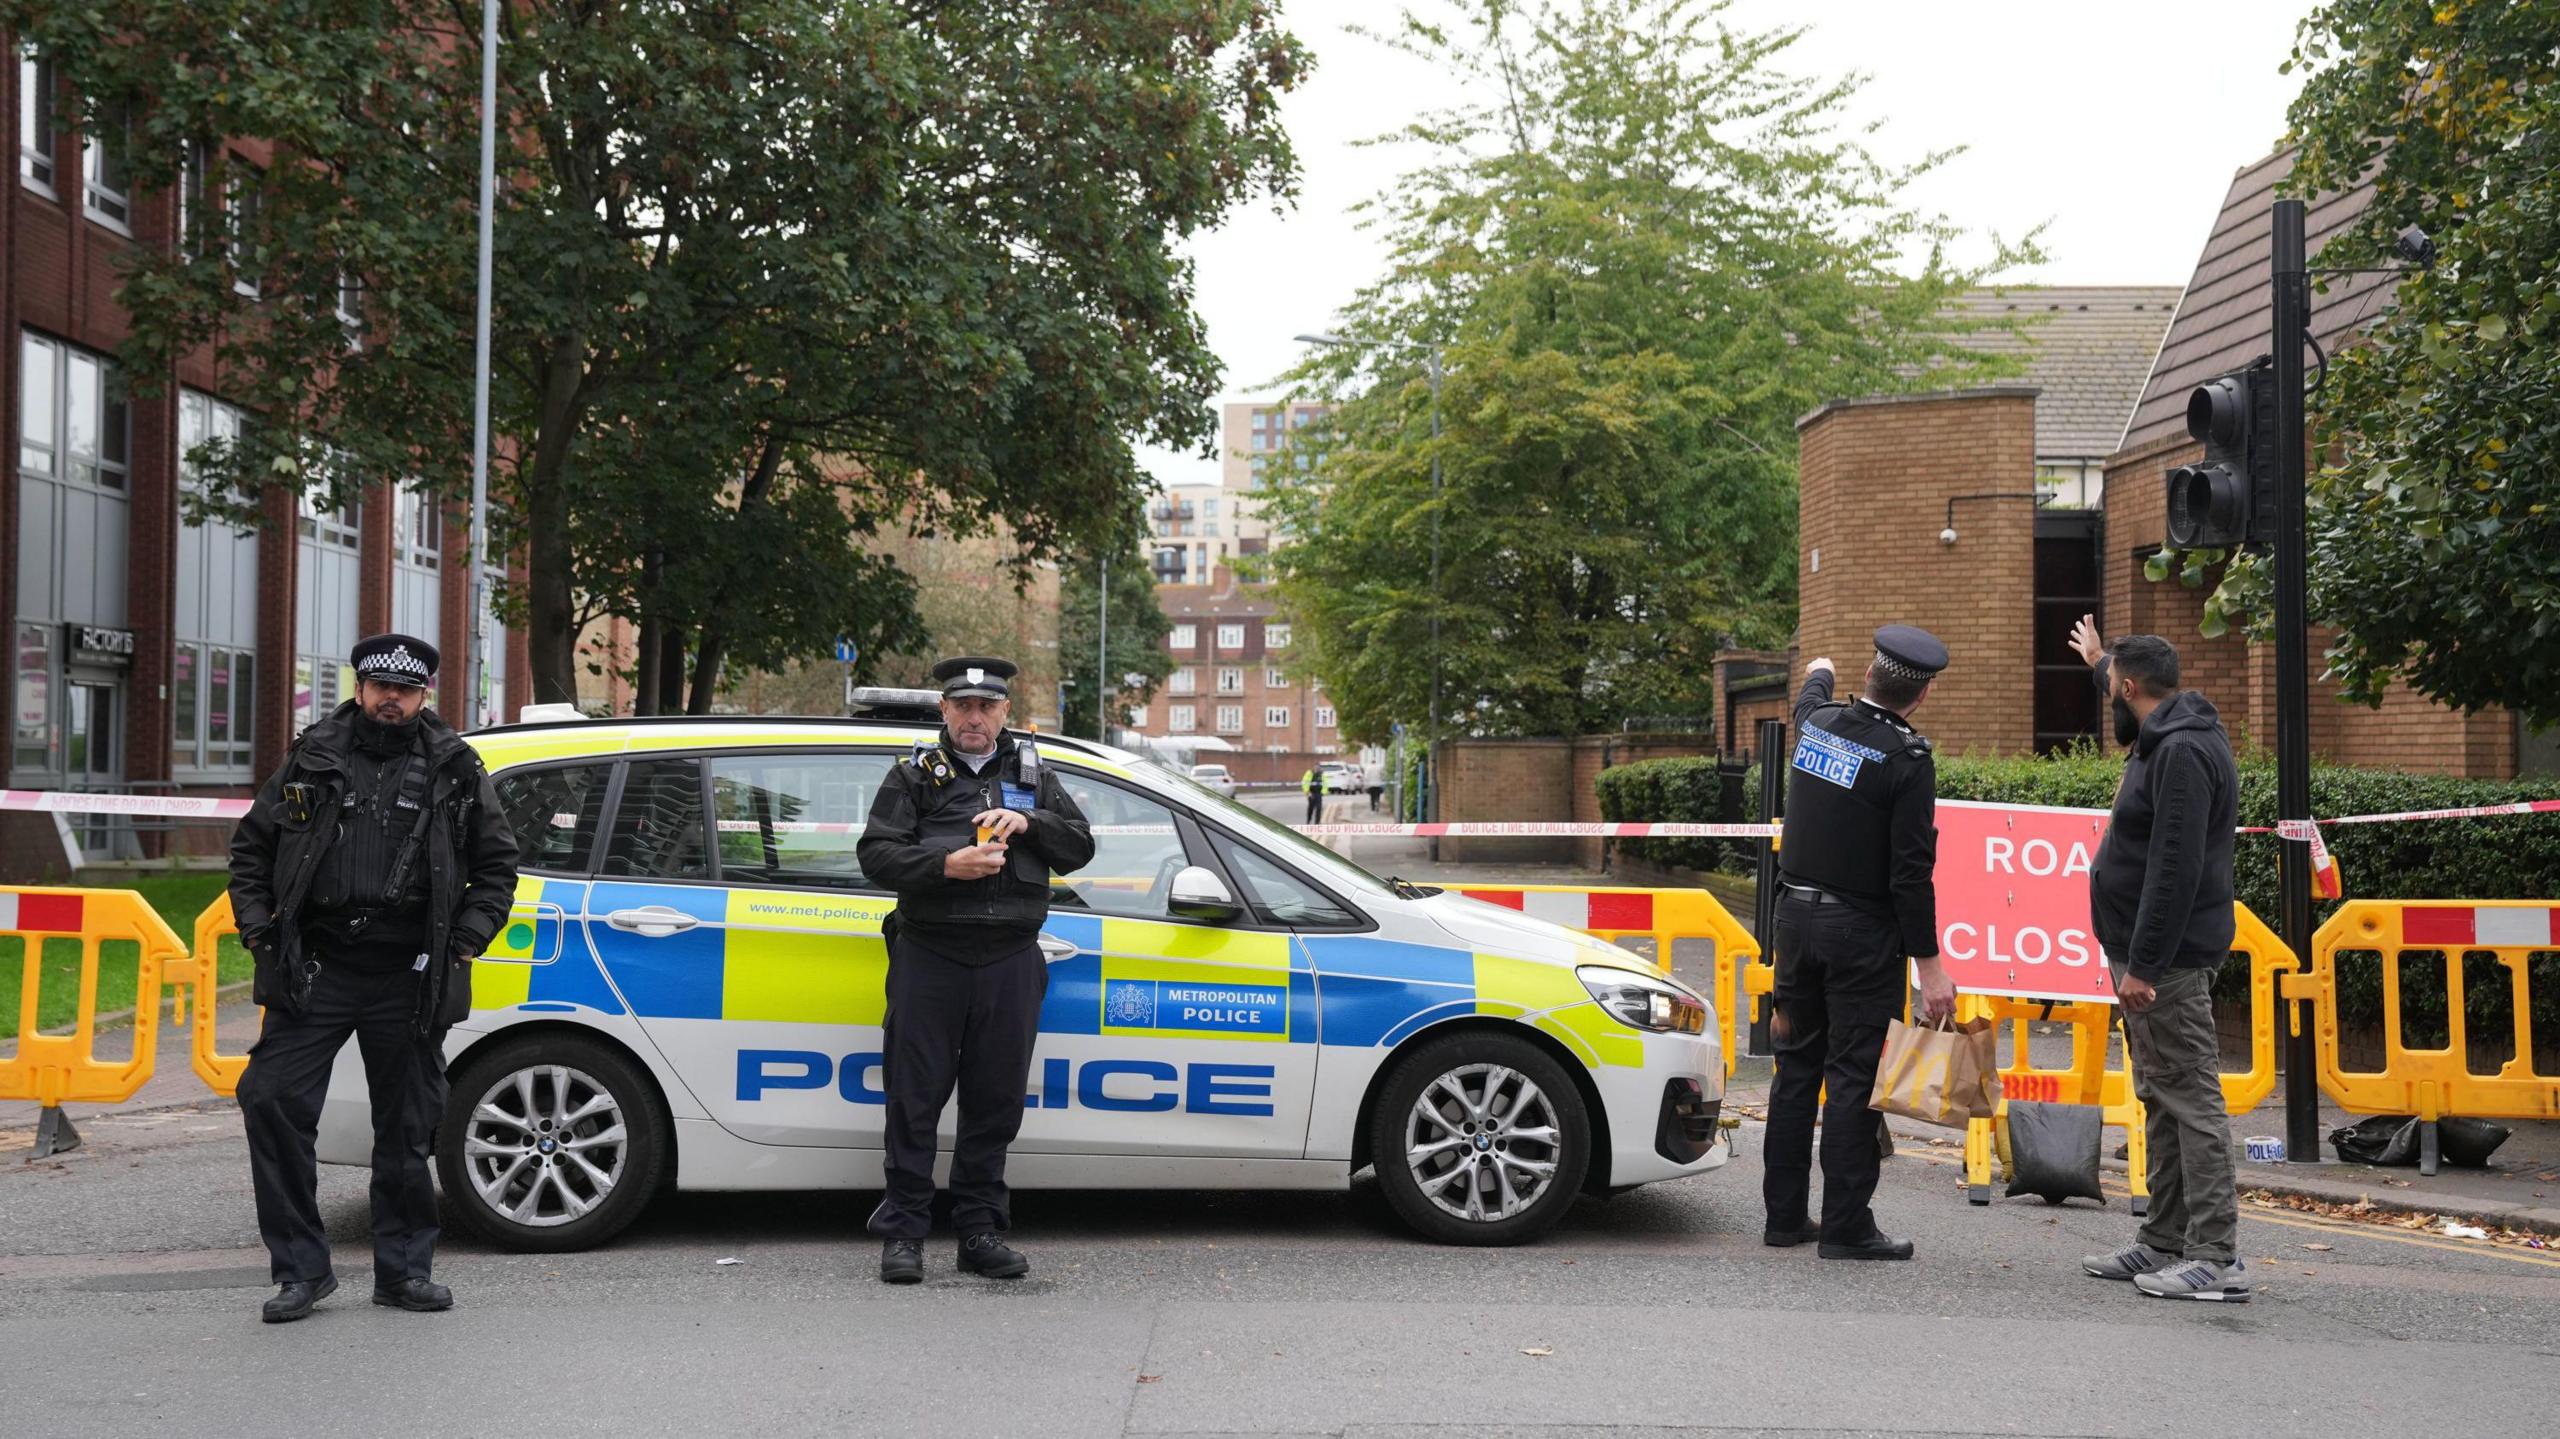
left=1295, top=821, right=1782, bottom=838
left=0, top=788, right=254, bottom=819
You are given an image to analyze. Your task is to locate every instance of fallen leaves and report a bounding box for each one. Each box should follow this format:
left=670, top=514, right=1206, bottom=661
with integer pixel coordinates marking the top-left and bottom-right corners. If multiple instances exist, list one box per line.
left=2240, top=1187, right=2554, bottom=1250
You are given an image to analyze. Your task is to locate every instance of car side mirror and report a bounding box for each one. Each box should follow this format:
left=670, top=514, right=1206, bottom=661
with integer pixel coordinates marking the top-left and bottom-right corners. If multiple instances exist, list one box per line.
left=1168, top=865, right=1243, bottom=923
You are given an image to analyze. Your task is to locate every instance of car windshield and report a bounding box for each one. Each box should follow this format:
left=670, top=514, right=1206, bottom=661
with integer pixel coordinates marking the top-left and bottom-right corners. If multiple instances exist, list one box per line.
left=1115, top=753, right=1398, bottom=900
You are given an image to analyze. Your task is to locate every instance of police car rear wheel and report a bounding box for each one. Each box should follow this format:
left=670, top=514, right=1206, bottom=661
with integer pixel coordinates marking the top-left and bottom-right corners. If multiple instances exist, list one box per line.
left=438, top=1034, right=667, bottom=1253
left=1370, top=1033, right=1589, bottom=1246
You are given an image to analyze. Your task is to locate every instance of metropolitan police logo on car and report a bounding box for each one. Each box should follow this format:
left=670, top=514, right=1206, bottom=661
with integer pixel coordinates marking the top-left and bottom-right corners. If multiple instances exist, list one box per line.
left=1104, top=980, right=1158, bottom=1028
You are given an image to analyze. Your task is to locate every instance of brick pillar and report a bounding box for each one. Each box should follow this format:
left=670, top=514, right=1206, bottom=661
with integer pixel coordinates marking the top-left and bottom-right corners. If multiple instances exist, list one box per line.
left=357, top=476, right=394, bottom=636
left=124, top=377, right=178, bottom=791
left=253, top=486, right=298, bottom=774
left=1796, top=386, right=2040, bottom=756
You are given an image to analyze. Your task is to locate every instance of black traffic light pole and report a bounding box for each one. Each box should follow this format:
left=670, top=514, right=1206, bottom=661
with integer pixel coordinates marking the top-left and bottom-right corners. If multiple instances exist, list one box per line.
left=1748, top=716, right=1787, bottom=1056
left=2271, top=198, right=2322, bottom=1161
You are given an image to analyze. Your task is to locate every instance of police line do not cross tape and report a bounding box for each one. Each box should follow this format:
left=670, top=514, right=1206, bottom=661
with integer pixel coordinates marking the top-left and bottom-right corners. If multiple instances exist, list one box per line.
left=3, top=788, right=2552, bottom=839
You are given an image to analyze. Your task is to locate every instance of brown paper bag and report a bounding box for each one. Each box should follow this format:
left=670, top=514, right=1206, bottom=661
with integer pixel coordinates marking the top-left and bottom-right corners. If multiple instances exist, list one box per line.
left=1868, top=1014, right=1999, bottom=1128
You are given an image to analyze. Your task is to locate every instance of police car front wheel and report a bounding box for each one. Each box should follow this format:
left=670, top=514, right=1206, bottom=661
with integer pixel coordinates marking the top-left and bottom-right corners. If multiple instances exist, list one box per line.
left=1369, top=1032, right=1590, bottom=1246
left=437, top=1033, right=668, bottom=1253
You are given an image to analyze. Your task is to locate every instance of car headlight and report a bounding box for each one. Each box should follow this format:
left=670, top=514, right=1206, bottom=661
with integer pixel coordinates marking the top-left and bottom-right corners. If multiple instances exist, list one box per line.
left=1577, top=966, right=1707, bottom=1035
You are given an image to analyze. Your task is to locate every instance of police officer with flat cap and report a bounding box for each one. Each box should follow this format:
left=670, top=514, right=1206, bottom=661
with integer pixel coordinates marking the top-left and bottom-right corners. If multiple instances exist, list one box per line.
left=1761, top=626, right=1958, bottom=1262
left=857, top=656, right=1094, bottom=1285
left=227, top=634, right=520, bottom=1322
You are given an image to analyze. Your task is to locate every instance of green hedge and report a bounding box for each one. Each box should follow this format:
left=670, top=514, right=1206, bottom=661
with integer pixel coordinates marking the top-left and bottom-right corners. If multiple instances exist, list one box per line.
left=1598, top=746, right=2560, bottom=1037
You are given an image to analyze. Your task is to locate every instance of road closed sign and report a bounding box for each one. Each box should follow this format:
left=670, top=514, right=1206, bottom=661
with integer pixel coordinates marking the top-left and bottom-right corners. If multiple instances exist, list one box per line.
left=1931, top=799, right=2116, bottom=1003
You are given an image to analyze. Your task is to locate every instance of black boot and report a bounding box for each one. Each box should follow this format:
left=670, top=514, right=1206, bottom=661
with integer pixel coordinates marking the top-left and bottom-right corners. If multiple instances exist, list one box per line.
left=957, top=1232, right=1029, bottom=1279
left=372, top=1277, right=454, bottom=1312
left=1762, top=1221, right=1823, bottom=1248
left=261, top=1274, right=338, bottom=1323
left=880, top=1239, right=925, bottom=1285
left=1818, top=1233, right=1917, bottom=1261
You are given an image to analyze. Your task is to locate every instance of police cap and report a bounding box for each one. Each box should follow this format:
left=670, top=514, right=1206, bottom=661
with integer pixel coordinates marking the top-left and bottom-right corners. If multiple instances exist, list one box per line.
left=350, top=633, right=437, bottom=688
left=931, top=656, right=1018, bottom=701
left=1871, top=625, right=1948, bottom=682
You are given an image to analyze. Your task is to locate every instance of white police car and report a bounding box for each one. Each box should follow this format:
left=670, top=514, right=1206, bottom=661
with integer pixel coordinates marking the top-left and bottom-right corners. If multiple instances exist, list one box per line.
left=314, top=714, right=1727, bottom=1247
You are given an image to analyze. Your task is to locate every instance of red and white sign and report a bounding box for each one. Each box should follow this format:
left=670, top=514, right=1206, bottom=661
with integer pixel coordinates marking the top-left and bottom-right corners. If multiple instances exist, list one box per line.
left=1931, top=798, right=2115, bottom=1003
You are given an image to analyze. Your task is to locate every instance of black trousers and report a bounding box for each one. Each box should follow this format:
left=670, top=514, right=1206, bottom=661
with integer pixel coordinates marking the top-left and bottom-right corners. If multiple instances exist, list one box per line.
left=237, top=961, right=449, bottom=1286
left=1304, top=792, right=1323, bottom=823
left=1760, top=892, right=1904, bottom=1243
left=867, top=935, right=1047, bottom=1240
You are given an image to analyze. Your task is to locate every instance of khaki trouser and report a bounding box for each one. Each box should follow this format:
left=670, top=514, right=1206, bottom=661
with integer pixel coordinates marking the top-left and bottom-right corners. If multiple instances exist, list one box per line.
left=2119, top=966, right=2239, bottom=1264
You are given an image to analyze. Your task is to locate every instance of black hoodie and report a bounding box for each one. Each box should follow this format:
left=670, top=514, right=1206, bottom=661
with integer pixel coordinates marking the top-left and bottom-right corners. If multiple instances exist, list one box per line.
left=2088, top=660, right=2239, bottom=983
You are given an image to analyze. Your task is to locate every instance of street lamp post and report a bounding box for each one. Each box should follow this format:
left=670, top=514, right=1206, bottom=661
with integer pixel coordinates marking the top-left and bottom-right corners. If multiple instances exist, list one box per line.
left=1295, top=331, right=1445, bottom=848
left=467, top=0, right=499, bottom=726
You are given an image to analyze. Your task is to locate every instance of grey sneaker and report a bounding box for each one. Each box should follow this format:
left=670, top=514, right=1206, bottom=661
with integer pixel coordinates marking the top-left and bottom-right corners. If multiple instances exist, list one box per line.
left=2082, top=1241, right=2177, bottom=1281
left=2134, top=1256, right=2253, bottom=1301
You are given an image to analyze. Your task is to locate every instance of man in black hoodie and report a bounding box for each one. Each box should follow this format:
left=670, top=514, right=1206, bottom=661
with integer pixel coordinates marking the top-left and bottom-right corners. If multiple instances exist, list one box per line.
left=2067, top=618, right=2250, bottom=1301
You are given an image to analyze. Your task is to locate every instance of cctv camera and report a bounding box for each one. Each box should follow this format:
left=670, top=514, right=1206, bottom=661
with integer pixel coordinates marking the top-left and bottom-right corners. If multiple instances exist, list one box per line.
left=1939, top=527, right=1958, bottom=546
left=2394, top=224, right=2436, bottom=267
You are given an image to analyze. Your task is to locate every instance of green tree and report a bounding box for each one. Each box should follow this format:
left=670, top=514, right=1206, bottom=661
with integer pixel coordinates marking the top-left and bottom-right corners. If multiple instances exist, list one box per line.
left=10, top=0, right=1307, bottom=709
left=1058, top=540, right=1176, bottom=740
left=1259, top=0, right=2033, bottom=743
left=2180, top=0, right=2559, bottom=727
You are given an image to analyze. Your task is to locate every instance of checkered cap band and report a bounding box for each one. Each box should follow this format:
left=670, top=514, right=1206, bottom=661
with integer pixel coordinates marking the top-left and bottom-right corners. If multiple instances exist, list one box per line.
left=1873, top=649, right=1933, bottom=683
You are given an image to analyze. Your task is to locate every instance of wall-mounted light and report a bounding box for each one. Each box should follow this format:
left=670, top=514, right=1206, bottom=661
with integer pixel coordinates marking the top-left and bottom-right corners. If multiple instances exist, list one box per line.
left=1939, top=491, right=2045, bottom=546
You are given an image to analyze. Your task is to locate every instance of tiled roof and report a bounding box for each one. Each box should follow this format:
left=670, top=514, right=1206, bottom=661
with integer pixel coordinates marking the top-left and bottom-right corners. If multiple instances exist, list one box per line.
left=1154, top=580, right=1276, bottom=619
left=1942, top=286, right=2182, bottom=460
left=2118, top=148, right=2391, bottom=455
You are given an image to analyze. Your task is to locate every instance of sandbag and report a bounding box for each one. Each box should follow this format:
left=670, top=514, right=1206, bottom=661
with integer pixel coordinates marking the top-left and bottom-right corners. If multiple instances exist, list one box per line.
left=2004, top=1100, right=2105, bottom=1206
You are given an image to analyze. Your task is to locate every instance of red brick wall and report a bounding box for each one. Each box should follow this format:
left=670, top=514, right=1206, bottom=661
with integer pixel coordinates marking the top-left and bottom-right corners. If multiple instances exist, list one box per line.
left=1797, top=388, right=2039, bottom=757
left=1433, top=738, right=1574, bottom=864
left=2098, top=438, right=2517, bottom=776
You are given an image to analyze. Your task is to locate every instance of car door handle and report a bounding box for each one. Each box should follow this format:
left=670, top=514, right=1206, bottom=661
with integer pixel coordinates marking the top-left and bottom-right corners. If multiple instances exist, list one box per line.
left=1037, top=934, right=1079, bottom=963
left=605, top=906, right=700, bottom=937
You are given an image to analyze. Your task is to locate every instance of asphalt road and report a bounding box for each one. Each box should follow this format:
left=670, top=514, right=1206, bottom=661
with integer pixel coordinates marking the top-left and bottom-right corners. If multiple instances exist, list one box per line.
left=7, top=801, right=2555, bottom=1436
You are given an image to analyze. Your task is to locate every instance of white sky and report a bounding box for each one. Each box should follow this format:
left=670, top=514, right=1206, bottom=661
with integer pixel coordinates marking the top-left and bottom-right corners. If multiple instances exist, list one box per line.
left=1137, top=0, right=2323, bottom=490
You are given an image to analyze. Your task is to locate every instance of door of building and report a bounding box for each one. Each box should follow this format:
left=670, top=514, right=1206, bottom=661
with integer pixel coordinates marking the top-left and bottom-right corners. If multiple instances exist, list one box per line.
left=63, top=679, right=131, bottom=856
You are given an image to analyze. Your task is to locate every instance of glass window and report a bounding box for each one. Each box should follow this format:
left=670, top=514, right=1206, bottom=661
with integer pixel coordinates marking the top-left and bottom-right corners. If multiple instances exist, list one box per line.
left=226, top=159, right=263, bottom=295
left=1265, top=706, right=1290, bottom=728
left=1216, top=667, right=1242, bottom=694
left=226, top=650, right=254, bottom=768
left=81, top=98, right=128, bottom=227
left=1216, top=624, right=1244, bottom=649
left=495, top=761, right=615, bottom=875
left=709, top=752, right=894, bottom=890
left=1168, top=624, right=1195, bottom=649
left=13, top=623, right=56, bottom=774
left=394, top=480, right=441, bottom=567
left=337, top=270, right=363, bottom=345
left=1215, top=705, right=1243, bottom=734
left=604, top=758, right=708, bottom=880
left=1266, top=622, right=1290, bottom=649
left=1126, top=705, right=1147, bottom=728
left=1315, top=705, right=1336, bottom=729
left=1202, top=498, right=1218, bottom=518
left=62, top=348, right=127, bottom=490
left=1211, top=832, right=1360, bottom=929
left=297, top=486, right=361, bottom=548
left=1168, top=668, right=1195, bottom=695
left=1265, top=667, right=1287, bottom=689
left=1169, top=705, right=1195, bottom=733
left=171, top=642, right=201, bottom=769
left=178, top=139, right=209, bottom=257
left=207, top=649, right=232, bottom=753
left=1052, top=772, right=1193, bottom=920
left=19, top=47, right=53, bottom=191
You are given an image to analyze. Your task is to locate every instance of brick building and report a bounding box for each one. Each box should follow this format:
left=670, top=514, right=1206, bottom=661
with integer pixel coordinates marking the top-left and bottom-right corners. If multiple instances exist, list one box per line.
left=1141, top=570, right=1341, bottom=778
left=1722, top=163, right=2555, bottom=780
left=1148, top=400, right=1326, bottom=585
left=4, top=44, right=529, bottom=869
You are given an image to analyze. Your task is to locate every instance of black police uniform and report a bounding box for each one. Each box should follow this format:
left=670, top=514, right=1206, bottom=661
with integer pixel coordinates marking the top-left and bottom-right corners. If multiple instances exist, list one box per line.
left=226, top=634, right=520, bottom=1318
left=1761, top=626, right=1944, bottom=1249
left=855, top=659, right=1094, bottom=1246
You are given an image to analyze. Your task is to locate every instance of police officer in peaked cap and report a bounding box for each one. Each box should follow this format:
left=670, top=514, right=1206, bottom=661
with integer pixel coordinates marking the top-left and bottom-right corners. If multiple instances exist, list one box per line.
left=1760, top=625, right=1957, bottom=1262
left=856, top=656, right=1095, bottom=1284
left=227, top=634, right=520, bottom=1322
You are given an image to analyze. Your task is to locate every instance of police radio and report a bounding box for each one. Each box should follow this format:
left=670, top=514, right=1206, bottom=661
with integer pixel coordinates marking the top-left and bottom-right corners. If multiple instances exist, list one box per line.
left=908, top=739, right=956, bottom=786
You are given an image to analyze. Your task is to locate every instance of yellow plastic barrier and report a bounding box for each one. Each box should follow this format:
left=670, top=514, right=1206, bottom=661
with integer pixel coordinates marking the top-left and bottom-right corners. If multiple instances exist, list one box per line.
left=1959, top=902, right=2295, bottom=1209
left=1452, top=884, right=1762, bottom=1076
left=2292, top=900, right=2560, bottom=1169
left=0, top=886, right=187, bottom=1156
left=179, top=891, right=253, bottom=1098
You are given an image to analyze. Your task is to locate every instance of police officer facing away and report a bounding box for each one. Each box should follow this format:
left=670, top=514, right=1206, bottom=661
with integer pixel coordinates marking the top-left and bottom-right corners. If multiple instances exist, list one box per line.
left=1761, top=626, right=1958, bottom=1262
left=857, top=657, right=1094, bottom=1285
left=227, top=635, right=520, bottom=1323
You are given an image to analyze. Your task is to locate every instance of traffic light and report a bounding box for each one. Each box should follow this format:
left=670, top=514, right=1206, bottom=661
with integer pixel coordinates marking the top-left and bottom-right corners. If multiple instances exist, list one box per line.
left=2165, top=358, right=2275, bottom=548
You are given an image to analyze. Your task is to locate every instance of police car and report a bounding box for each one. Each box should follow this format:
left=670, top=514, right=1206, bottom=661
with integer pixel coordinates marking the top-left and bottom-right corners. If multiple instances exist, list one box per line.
left=314, top=711, right=1728, bottom=1248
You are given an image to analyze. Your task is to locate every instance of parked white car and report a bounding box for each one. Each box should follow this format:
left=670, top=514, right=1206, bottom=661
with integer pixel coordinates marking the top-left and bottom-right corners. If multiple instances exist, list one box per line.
left=1189, top=762, right=1238, bottom=798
